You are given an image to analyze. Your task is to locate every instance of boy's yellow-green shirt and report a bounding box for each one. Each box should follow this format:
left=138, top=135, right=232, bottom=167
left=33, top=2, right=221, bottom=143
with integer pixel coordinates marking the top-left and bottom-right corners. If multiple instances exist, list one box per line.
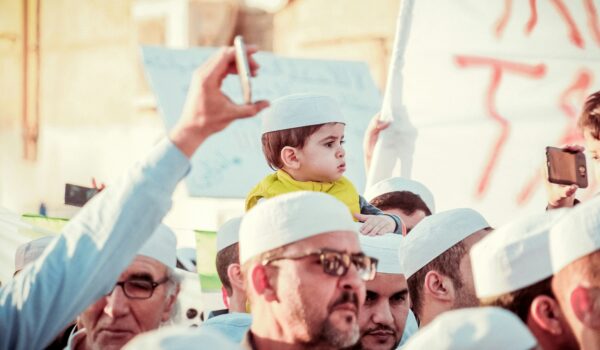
left=245, top=170, right=361, bottom=218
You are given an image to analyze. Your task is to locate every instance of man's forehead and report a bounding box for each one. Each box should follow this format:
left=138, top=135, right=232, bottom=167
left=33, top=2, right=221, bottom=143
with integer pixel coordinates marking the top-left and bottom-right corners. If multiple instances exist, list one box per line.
left=367, top=272, right=407, bottom=291
left=119, top=255, right=167, bottom=279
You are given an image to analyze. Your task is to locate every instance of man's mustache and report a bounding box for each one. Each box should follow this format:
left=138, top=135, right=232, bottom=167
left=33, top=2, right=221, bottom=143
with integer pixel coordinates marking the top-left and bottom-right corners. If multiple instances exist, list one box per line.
left=331, top=290, right=360, bottom=310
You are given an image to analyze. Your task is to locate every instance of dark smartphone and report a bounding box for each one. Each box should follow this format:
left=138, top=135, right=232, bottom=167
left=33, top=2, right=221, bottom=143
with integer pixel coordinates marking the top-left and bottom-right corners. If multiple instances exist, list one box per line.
left=546, top=146, right=588, bottom=188
left=234, top=35, right=252, bottom=104
left=64, top=184, right=99, bottom=207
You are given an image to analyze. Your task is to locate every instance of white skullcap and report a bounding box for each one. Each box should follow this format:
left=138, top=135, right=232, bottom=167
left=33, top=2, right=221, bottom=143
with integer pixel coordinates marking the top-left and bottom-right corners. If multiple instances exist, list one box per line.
left=550, top=196, right=600, bottom=273
left=364, top=177, right=436, bottom=213
left=403, top=307, right=537, bottom=350
left=360, top=234, right=404, bottom=274
left=14, top=235, right=55, bottom=272
left=216, top=217, right=242, bottom=252
left=399, top=208, right=489, bottom=278
left=471, top=210, right=568, bottom=298
left=261, top=93, right=346, bottom=134
left=239, top=191, right=358, bottom=264
left=123, top=326, right=241, bottom=350
left=176, top=247, right=197, bottom=272
left=138, top=224, right=177, bottom=268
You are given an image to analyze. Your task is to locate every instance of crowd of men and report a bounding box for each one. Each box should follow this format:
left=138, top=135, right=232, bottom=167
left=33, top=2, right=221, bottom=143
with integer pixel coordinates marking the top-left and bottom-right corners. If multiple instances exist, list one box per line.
left=1, top=45, right=600, bottom=350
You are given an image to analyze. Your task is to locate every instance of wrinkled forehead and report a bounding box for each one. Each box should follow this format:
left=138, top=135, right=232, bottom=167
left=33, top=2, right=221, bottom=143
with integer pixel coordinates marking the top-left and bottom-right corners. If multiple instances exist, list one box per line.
left=118, top=255, right=168, bottom=280
left=284, top=230, right=361, bottom=255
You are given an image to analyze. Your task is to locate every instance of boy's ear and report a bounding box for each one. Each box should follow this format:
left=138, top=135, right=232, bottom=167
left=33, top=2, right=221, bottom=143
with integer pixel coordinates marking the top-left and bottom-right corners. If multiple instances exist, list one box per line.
left=281, top=146, right=301, bottom=169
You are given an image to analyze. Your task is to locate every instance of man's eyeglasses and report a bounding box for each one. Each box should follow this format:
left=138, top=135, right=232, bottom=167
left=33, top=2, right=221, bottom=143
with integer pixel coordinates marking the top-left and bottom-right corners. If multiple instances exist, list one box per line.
left=106, top=277, right=169, bottom=300
left=262, top=249, right=378, bottom=281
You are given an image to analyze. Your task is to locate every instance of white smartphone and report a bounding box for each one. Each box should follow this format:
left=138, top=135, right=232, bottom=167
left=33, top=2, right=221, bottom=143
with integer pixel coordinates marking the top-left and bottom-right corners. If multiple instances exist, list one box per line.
left=234, top=35, right=252, bottom=104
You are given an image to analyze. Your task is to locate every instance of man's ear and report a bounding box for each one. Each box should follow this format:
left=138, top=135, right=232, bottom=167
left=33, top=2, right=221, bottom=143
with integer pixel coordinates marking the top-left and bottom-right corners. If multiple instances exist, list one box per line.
left=280, top=146, right=300, bottom=169
left=570, top=285, right=600, bottom=328
left=529, top=295, right=565, bottom=335
left=161, top=284, right=181, bottom=322
left=227, top=263, right=245, bottom=292
left=424, top=271, right=452, bottom=302
left=251, top=265, right=278, bottom=302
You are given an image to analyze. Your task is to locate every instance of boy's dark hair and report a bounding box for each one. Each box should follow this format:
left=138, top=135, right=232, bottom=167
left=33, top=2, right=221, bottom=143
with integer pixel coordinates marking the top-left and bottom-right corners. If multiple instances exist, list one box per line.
left=370, top=191, right=432, bottom=216
left=215, top=243, right=239, bottom=296
left=261, top=124, right=327, bottom=170
left=578, top=90, right=600, bottom=139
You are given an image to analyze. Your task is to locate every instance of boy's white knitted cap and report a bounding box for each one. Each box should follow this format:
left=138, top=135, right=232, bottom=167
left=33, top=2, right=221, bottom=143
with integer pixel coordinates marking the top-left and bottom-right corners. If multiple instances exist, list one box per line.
left=261, top=93, right=346, bottom=134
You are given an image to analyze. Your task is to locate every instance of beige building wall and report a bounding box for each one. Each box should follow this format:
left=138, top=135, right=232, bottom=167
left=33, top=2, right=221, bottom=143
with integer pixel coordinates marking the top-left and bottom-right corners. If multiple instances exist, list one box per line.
left=273, top=0, right=401, bottom=88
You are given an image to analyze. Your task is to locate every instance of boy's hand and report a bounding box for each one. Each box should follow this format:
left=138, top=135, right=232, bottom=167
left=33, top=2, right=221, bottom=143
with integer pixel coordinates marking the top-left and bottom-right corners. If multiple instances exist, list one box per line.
left=363, top=113, right=391, bottom=172
left=354, top=213, right=396, bottom=236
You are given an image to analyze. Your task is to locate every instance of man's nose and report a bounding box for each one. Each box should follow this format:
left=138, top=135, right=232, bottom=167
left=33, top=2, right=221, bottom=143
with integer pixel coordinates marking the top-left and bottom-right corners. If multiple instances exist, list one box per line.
left=339, top=261, right=364, bottom=294
left=371, top=301, right=395, bottom=326
left=104, top=285, right=130, bottom=318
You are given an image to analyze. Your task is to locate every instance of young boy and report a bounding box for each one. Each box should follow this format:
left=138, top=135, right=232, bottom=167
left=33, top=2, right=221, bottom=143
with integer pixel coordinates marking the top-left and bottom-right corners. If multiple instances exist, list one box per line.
left=246, top=93, right=405, bottom=235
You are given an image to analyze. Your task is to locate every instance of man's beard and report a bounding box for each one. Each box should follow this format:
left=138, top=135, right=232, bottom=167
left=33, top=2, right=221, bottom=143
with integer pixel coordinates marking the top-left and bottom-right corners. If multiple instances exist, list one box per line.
left=313, top=290, right=361, bottom=349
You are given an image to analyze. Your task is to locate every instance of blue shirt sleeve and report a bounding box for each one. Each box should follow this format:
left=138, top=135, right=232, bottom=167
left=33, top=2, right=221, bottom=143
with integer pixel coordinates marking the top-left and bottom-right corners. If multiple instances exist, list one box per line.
left=0, top=138, right=190, bottom=350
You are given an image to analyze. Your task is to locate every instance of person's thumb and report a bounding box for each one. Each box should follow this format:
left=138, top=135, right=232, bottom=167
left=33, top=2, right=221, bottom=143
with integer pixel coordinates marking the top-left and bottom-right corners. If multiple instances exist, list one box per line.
left=354, top=213, right=369, bottom=222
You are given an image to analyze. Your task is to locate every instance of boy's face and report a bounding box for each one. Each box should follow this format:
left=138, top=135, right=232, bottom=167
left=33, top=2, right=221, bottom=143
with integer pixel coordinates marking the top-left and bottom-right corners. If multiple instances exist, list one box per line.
left=296, top=123, right=346, bottom=182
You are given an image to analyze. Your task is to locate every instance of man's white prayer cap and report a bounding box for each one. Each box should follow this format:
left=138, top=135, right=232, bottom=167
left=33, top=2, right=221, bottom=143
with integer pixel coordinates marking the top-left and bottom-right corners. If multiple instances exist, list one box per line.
left=364, top=177, right=436, bottom=213
left=403, top=307, right=537, bottom=350
left=471, top=210, right=568, bottom=298
left=360, top=234, right=404, bottom=274
left=240, top=191, right=358, bottom=264
left=261, top=93, right=345, bottom=134
left=123, top=326, right=241, bottom=350
left=138, top=224, right=177, bottom=268
left=399, top=208, right=489, bottom=278
left=14, top=235, right=55, bottom=272
left=550, top=196, right=600, bottom=273
left=217, top=217, right=242, bottom=252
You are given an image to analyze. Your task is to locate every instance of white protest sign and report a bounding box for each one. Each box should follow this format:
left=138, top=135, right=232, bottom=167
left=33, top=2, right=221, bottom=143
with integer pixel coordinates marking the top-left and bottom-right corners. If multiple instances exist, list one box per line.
left=370, top=0, right=600, bottom=225
left=141, top=47, right=381, bottom=198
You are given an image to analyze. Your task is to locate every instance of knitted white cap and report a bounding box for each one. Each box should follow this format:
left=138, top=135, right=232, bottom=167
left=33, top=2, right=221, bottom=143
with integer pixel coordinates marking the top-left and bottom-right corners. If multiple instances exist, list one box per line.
left=239, top=191, right=358, bottom=263
left=550, top=196, right=600, bottom=273
left=261, top=93, right=346, bottom=134
left=403, top=307, right=537, bottom=350
left=471, top=210, right=568, bottom=298
left=360, top=234, right=404, bottom=274
left=364, top=177, right=435, bottom=213
left=216, top=217, right=242, bottom=252
left=123, top=326, right=241, bottom=350
left=399, top=208, right=489, bottom=278
left=138, top=224, right=177, bottom=268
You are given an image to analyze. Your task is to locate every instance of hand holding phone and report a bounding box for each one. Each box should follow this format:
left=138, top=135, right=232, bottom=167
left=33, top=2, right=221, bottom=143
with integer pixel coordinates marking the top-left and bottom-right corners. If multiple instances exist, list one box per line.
left=234, top=35, right=252, bottom=104
left=546, top=146, right=588, bottom=188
